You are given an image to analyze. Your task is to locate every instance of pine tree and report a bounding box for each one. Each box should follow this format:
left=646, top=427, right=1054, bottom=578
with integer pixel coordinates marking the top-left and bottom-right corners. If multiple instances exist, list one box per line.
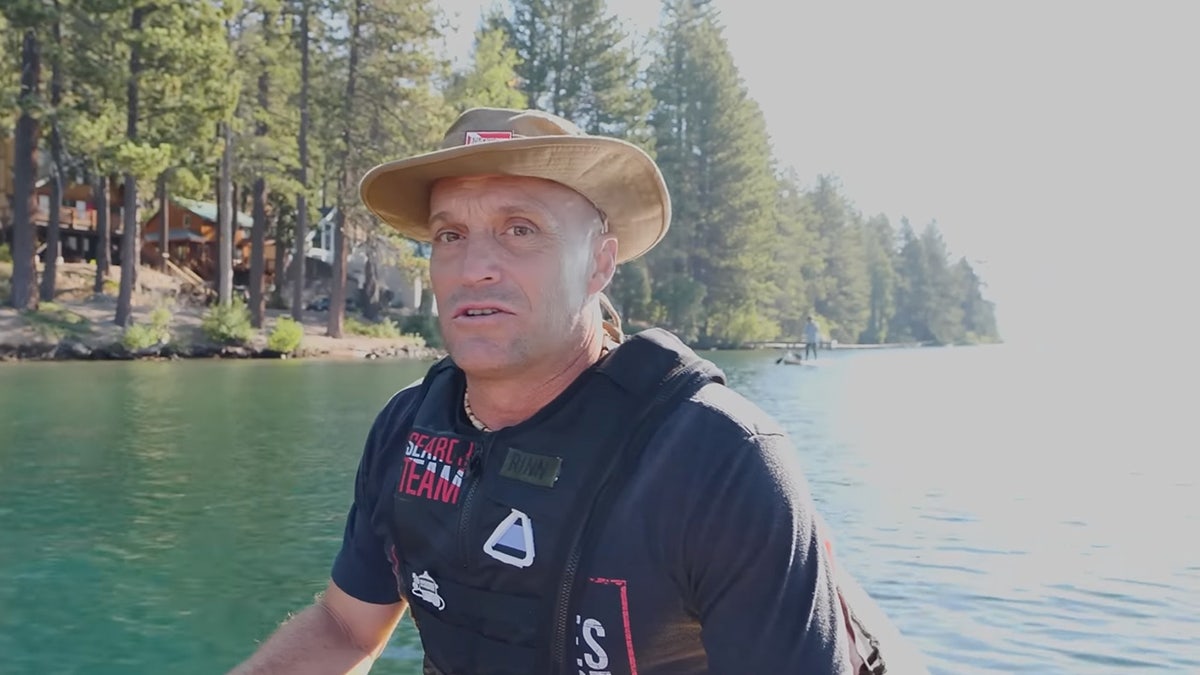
left=918, top=221, right=964, bottom=344
left=771, top=169, right=816, bottom=340
left=109, top=1, right=236, bottom=324
left=231, top=0, right=302, bottom=325
left=313, top=0, right=452, bottom=336
left=859, top=213, right=898, bottom=343
left=446, top=26, right=527, bottom=111
left=289, top=0, right=314, bottom=320
left=803, top=176, right=870, bottom=342
left=492, top=0, right=651, bottom=145
left=953, top=257, right=999, bottom=343
left=3, top=1, right=51, bottom=310
left=646, top=0, right=778, bottom=346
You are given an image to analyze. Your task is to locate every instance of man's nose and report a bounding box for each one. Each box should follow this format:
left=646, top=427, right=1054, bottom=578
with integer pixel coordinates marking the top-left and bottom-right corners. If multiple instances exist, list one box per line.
left=459, top=234, right=502, bottom=286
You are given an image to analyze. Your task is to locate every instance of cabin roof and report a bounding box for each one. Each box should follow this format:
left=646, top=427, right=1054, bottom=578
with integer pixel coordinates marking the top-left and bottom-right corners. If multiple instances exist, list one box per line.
left=174, top=197, right=254, bottom=229
left=143, top=230, right=209, bottom=244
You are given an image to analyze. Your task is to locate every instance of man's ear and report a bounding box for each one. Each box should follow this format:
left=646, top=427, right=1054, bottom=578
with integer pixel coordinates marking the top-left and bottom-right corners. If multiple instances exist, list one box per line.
left=588, top=235, right=618, bottom=294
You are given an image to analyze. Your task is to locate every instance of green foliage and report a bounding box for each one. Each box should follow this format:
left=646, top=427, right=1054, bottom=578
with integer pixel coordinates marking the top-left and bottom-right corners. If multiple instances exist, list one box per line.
left=22, top=302, right=93, bottom=341
left=266, top=315, right=303, bottom=353
left=0, top=13, right=15, bottom=117
left=491, top=0, right=653, bottom=147
left=229, top=1, right=303, bottom=198
left=345, top=316, right=401, bottom=339
left=447, top=27, right=527, bottom=111
left=607, top=258, right=653, bottom=324
left=0, top=243, right=11, bottom=263
left=122, top=306, right=173, bottom=351
left=645, top=1, right=778, bottom=347
left=202, top=298, right=254, bottom=345
left=399, top=314, right=442, bottom=349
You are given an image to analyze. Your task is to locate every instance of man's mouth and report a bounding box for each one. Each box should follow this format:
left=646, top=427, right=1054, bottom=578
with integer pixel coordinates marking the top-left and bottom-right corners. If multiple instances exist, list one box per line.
left=456, top=305, right=510, bottom=318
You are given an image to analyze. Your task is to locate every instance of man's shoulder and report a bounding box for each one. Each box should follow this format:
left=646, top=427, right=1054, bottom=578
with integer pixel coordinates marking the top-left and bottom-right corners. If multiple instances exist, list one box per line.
left=375, top=375, right=427, bottom=426
left=639, top=381, right=814, bottom=508
left=361, top=375, right=429, bottom=454
left=655, top=380, right=790, bottom=457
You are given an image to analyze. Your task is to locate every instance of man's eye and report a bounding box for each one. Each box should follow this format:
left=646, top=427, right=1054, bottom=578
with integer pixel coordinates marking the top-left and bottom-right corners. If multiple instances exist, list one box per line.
left=433, top=231, right=461, bottom=243
left=509, top=224, right=534, bottom=236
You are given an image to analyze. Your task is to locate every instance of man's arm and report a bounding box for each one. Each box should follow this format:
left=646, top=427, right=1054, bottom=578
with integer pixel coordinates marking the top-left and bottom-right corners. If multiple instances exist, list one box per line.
left=682, top=432, right=854, bottom=674
left=230, top=384, right=423, bottom=674
left=227, top=580, right=407, bottom=675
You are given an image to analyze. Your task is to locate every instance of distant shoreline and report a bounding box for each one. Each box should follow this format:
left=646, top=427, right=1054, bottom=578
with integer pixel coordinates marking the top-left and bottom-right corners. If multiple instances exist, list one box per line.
left=2, top=262, right=991, bottom=365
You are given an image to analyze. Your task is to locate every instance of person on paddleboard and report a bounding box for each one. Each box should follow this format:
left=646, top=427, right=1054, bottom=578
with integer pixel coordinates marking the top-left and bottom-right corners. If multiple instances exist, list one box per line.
left=805, top=315, right=822, bottom=360
left=228, top=108, right=903, bottom=675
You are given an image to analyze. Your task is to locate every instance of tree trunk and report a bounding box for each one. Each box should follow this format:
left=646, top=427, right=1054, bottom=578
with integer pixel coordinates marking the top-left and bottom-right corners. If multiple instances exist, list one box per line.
left=249, top=11, right=271, bottom=327
left=362, top=255, right=379, bottom=321
left=93, top=173, right=111, bottom=294
left=116, top=7, right=145, bottom=326
left=217, top=121, right=234, bottom=305
left=270, top=211, right=288, bottom=308
left=291, top=0, right=311, bottom=321
left=328, top=0, right=362, bottom=339
left=40, top=8, right=64, bottom=303
left=116, top=170, right=138, bottom=325
left=158, top=171, right=169, bottom=271
left=250, top=176, right=267, bottom=325
left=329, top=206, right=346, bottom=337
left=9, top=28, right=42, bottom=311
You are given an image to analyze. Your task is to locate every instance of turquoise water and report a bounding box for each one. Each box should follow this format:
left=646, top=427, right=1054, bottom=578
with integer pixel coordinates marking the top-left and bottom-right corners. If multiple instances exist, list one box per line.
left=0, top=344, right=1196, bottom=673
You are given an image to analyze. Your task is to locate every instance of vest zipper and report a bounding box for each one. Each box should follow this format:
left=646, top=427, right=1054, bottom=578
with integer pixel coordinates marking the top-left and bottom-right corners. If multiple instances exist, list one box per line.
left=550, top=533, right=584, bottom=673
left=458, top=432, right=494, bottom=569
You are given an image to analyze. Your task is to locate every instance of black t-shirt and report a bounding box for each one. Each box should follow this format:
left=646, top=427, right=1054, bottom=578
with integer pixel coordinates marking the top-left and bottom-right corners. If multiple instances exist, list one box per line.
left=332, top=377, right=854, bottom=674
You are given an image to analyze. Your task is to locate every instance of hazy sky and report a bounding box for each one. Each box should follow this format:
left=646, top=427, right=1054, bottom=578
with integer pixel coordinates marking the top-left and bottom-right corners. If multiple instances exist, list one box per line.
left=434, top=0, right=1199, bottom=343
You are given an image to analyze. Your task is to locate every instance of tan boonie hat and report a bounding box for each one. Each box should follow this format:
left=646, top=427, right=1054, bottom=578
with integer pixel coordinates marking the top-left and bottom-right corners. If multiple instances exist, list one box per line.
left=358, top=107, right=672, bottom=264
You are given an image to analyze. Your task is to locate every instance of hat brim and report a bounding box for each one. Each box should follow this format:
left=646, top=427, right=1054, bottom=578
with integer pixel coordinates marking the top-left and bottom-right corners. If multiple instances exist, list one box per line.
left=358, top=136, right=670, bottom=264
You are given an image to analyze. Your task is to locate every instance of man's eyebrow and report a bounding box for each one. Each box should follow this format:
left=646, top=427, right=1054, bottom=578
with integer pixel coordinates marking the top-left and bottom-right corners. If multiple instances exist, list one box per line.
left=428, top=204, right=548, bottom=227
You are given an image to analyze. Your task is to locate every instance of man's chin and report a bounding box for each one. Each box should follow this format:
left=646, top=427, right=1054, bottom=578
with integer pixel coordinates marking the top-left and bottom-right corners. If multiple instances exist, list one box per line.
left=446, top=339, right=527, bottom=377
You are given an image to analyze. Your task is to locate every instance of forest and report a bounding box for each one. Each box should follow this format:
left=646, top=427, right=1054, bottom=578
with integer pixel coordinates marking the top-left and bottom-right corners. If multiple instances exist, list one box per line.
left=1, top=0, right=999, bottom=348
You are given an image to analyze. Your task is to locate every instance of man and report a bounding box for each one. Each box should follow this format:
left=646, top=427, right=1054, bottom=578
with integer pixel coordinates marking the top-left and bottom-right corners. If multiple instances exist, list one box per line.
left=229, top=109, right=901, bottom=675
left=805, top=315, right=822, bottom=360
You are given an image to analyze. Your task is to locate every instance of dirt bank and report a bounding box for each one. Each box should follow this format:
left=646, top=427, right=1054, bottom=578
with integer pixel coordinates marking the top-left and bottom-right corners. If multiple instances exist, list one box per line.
left=0, top=261, right=443, bottom=363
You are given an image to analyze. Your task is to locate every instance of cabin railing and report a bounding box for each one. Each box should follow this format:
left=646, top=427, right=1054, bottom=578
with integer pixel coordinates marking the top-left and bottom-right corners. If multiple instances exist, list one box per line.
left=32, top=206, right=99, bottom=230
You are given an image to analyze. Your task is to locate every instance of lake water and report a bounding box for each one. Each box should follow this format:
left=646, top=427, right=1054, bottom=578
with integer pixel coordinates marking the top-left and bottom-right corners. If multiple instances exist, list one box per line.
left=1, top=342, right=1197, bottom=674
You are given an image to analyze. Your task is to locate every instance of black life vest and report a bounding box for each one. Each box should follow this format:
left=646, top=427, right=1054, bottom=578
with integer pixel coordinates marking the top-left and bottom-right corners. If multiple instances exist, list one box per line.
left=375, top=328, right=724, bottom=675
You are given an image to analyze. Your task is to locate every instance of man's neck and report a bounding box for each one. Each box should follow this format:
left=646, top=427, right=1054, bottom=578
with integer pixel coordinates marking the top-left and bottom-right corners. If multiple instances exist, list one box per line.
left=464, top=332, right=608, bottom=431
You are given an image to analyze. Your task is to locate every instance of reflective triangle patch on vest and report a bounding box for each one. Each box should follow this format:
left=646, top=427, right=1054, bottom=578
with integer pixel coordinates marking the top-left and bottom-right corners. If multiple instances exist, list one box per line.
left=483, top=508, right=536, bottom=568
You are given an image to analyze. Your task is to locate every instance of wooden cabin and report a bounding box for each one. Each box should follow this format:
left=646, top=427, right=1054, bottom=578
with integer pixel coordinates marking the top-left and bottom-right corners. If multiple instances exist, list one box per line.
left=2, top=132, right=125, bottom=262
left=141, top=197, right=275, bottom=283
left=31, top=178, right=125, bottom=263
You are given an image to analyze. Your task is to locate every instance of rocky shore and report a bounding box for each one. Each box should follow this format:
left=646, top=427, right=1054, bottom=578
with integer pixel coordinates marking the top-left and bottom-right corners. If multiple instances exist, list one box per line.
left=0, top=336, right=442, bottom=362
left=0, top=261, right=444, bottom=364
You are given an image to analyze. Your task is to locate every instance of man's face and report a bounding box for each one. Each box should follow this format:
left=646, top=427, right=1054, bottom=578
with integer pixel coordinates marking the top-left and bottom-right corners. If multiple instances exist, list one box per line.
left=428, top=174, right=617, bottom=379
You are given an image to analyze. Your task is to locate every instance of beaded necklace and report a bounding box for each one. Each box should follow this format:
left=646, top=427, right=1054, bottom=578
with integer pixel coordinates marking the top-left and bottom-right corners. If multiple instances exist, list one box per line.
left=463, top=341, right=614, bottom=432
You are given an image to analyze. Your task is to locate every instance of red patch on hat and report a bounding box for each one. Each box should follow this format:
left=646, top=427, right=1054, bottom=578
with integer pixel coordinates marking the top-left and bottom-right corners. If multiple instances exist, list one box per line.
left=464, top=131, right=514, bottom=145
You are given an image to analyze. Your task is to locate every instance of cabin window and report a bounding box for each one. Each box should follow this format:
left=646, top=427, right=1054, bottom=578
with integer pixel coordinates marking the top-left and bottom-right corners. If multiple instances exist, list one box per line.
left=183, top=214, right=192, bottom=228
